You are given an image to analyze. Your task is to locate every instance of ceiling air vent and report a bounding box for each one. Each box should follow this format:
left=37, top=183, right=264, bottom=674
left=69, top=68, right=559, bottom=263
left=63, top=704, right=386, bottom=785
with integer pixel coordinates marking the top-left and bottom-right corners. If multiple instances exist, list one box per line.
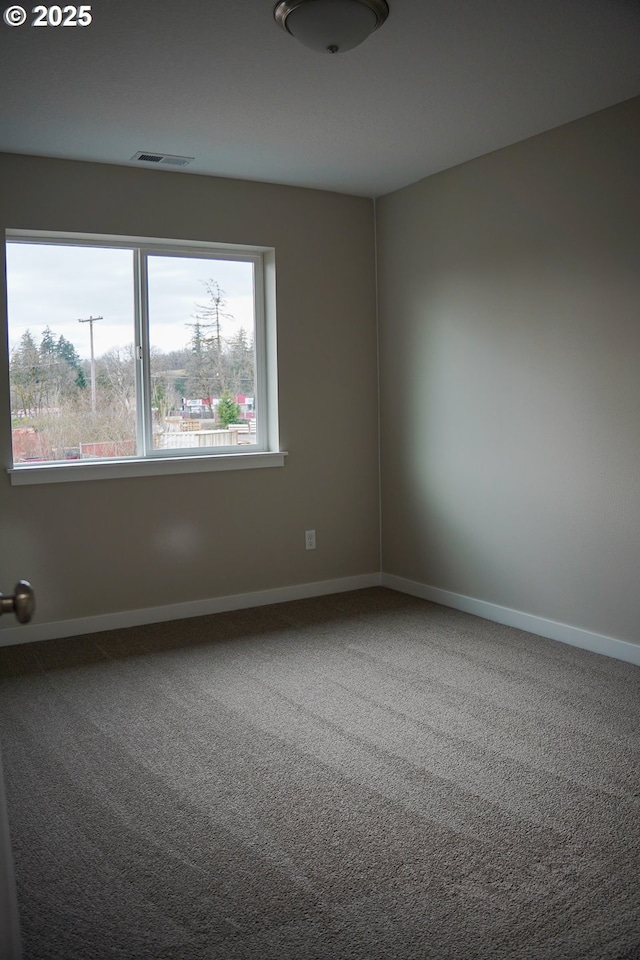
left=131, top=151, right=194, bottom=167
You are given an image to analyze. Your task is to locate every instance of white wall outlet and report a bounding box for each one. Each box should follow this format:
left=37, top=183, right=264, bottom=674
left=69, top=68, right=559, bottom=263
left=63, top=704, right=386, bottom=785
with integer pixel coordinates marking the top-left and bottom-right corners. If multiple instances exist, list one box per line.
left=305, top=529, right=316, bottom=550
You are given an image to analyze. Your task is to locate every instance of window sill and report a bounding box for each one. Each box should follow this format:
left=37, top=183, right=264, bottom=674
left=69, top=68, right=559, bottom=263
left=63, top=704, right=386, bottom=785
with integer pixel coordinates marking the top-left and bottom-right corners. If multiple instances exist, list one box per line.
left=8, top=450, right=287, bottom=485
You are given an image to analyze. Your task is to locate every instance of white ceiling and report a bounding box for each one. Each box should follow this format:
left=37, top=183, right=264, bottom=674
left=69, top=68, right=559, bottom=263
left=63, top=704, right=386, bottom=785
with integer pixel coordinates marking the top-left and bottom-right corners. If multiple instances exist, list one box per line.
left=1, top=0, right=639, bottom=197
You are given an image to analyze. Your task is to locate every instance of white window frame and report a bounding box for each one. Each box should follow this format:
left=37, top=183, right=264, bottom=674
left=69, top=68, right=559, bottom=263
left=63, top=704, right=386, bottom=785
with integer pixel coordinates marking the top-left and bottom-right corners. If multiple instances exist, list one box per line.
left=4, top=230, right=285, bottom=485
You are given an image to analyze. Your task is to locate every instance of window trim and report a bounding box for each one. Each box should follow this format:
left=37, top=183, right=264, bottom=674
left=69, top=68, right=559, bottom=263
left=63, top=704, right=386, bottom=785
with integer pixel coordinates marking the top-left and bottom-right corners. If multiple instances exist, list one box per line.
left=4, top=229, right=283, bottom=482
left=7, top=451, right=287, bottom=486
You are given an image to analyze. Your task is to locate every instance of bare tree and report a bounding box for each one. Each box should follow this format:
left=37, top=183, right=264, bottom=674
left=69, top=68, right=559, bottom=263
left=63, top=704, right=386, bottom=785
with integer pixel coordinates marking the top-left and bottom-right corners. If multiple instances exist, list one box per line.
left=189, top=280, right=235, bottom=402
left=96, top=345, right=136, bottom=416
left=226, top=327, right=255, bottom=397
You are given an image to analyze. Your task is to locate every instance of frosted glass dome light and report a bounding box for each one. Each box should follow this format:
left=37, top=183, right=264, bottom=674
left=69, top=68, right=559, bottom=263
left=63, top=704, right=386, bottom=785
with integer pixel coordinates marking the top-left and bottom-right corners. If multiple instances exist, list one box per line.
left=274, top=0, right=390, bottom=54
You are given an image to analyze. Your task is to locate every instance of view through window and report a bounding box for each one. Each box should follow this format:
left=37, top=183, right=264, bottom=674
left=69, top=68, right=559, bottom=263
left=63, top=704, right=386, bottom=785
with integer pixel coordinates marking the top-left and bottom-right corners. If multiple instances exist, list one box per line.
left=6, top=238, right=262, bottom=467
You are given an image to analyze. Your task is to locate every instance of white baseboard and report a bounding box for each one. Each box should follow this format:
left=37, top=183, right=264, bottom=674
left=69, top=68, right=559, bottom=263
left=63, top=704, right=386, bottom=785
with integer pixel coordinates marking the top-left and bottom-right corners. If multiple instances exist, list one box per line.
left=381, top=574, right=640, bottom=667
left=0, top=573, right=382, bottom=648
left=3, top=570, right=638, bottom=668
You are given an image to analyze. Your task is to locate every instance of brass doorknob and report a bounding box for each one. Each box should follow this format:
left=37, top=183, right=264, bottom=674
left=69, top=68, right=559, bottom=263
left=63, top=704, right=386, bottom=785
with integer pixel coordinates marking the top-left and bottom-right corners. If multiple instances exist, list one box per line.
left=0, top=580, right=35, bottom=623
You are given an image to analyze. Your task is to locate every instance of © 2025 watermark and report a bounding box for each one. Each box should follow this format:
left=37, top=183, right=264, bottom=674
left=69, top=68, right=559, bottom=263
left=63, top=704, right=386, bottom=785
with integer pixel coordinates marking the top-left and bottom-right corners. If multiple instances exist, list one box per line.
left=3, top=4, right=92, bottom=26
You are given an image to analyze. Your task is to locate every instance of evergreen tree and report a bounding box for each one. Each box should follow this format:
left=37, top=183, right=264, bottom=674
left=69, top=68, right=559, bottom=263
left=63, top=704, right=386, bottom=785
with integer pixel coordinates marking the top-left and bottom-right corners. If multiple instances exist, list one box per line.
left=217, top=391, right=242, bottom=428
left=56, top=334, right=82, bottom=368
left=40, top=326, right=57, bottom=359
left=10, top=330, right=45, bottom=417
left=38, top=327, right=84, bottom=406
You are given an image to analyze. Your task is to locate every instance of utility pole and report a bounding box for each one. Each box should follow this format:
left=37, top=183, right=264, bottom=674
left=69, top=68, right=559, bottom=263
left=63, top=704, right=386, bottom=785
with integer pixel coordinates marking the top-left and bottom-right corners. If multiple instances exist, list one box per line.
left=77, top=315, right=102, bottom=414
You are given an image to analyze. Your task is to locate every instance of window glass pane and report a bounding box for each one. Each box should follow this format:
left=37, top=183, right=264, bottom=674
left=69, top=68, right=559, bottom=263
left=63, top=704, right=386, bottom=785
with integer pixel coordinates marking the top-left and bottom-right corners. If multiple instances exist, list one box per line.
left=147, top=255, right=257, bottom=451
left=7, top=243, right=136, bottom=463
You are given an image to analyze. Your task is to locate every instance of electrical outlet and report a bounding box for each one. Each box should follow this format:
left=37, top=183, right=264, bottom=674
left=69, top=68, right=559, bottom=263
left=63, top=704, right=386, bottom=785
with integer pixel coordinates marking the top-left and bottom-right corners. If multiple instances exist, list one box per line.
left=305, top=529, right=316, bottom=550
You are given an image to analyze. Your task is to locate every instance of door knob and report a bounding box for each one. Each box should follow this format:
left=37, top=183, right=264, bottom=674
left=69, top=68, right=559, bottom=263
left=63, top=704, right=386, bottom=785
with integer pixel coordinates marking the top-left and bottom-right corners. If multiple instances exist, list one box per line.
left=0, top=580, right=35, bottom=623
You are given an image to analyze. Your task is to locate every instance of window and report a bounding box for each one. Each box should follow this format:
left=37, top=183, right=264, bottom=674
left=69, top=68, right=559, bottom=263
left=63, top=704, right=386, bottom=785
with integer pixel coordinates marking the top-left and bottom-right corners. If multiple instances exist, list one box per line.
left=4, top=231, right=283, bottom=484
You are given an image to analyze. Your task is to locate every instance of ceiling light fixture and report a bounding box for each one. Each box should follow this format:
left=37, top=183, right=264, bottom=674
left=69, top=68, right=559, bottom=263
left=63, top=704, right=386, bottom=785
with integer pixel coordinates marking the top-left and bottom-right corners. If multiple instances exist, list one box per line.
left=274, top=0, right=389, bottom=54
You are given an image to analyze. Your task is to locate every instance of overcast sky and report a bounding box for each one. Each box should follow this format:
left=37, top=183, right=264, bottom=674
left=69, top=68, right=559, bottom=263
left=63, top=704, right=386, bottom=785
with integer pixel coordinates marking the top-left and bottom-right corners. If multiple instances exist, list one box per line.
left=5, top=242, right=255, bottom=359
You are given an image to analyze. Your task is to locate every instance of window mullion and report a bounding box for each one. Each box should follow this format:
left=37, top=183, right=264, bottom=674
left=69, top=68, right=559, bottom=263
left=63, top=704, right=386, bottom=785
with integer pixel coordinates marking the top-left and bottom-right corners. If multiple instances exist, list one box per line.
left=134, top=249, right=153, bottom=455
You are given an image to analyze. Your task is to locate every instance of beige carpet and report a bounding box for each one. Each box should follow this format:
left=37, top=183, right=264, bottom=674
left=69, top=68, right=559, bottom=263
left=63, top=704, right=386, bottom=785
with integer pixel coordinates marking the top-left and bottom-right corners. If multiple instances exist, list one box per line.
left=0, top=587, right=638, bottom=960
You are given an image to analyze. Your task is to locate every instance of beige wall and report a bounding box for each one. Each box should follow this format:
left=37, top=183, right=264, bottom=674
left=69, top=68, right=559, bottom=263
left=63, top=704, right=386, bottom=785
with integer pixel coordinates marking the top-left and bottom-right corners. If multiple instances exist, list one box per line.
left=0, top=155, right=380, bottom=627
left=377, top=97, right=640, bottom=646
